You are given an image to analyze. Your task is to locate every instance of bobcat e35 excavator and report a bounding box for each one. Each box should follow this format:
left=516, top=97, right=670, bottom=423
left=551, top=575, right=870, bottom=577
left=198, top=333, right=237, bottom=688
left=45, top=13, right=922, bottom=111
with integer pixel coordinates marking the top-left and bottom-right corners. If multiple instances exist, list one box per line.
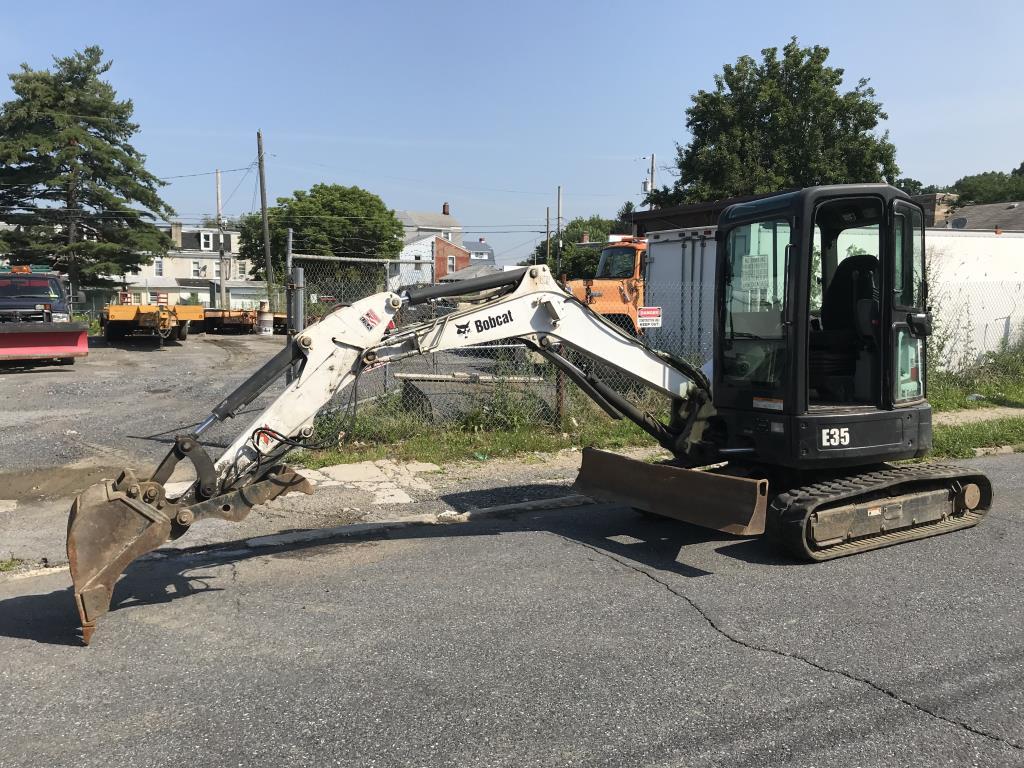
left=67, top=184, right=992, bottom=644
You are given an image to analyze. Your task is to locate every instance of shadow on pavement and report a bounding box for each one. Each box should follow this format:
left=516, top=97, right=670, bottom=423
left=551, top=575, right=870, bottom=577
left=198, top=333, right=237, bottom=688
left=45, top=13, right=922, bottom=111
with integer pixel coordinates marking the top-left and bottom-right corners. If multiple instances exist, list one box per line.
left=0, top=495, right=794, bottom=646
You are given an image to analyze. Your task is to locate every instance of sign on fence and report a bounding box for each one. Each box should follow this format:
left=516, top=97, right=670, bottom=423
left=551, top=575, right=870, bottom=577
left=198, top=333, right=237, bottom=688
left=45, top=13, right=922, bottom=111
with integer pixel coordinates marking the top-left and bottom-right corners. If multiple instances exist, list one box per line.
left=637, top=306, right=662, bottom=328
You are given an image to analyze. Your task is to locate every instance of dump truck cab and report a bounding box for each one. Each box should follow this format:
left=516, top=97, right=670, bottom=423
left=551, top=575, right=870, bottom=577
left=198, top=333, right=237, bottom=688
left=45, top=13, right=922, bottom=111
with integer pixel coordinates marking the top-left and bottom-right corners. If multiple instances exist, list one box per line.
left=567, top=237, right=647, bottom=334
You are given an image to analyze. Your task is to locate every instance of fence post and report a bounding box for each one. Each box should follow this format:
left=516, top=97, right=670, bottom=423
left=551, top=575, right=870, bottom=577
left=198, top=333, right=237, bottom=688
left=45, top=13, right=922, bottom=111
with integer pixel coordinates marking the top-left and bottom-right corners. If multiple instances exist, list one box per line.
left=285, top=266, right=304, bottom=384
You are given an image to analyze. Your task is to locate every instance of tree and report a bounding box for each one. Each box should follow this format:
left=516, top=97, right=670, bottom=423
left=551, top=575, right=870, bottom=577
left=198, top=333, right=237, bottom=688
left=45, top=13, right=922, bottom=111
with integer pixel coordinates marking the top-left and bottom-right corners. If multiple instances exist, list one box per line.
left=528, top=215, right=614, bottom=278
left=650, top=38, right=899, bottom=206
left=238, top=183, right=403, bottom=280
left=948, top=168, right=1024, bottom=205
left=896, top=178, right=924, bottom=196
left=612, top=200, right=636, bottom=235
left=0, top=46, right=173, bottom=286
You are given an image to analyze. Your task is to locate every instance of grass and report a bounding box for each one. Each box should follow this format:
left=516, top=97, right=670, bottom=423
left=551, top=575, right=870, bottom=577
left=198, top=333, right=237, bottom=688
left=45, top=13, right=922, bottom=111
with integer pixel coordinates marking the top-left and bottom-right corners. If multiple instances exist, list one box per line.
left=0, top=557, right=23, bottom=573
left=295, top=414, right=653, bottom=468
left=931, top=417, right=1024, bottom=459
left=929, top=370, right=1024, bottom=413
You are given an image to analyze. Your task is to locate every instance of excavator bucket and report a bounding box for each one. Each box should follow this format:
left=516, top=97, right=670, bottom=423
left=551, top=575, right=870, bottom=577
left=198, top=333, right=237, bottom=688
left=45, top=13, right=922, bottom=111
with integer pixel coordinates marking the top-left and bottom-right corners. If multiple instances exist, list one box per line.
left=574, top=448, right=769, bottom=536
left=66, top=471, right=174, bottom=645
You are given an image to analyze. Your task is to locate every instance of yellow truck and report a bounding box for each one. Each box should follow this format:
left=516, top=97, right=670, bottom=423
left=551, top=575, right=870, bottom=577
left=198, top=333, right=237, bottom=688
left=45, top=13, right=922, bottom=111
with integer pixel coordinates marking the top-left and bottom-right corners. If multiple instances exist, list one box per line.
left=101, top=300, right=204, bottom=342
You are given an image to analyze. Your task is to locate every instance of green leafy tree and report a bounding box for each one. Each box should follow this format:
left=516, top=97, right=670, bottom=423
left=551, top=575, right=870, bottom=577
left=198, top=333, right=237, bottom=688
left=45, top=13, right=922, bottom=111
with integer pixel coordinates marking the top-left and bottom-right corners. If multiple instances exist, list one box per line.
left=529, top=214, right=614, bottom=278
left=0, top=46, right=173, bottom=286
left=649, top=38, right=899, bottom=206
left=949, top=168, right=1024, bottom=205
left=239, top=183, right=403, bottom=280
left=612, top=200, right=636, bottom=234
left=896, top=178, right=924, bottom=196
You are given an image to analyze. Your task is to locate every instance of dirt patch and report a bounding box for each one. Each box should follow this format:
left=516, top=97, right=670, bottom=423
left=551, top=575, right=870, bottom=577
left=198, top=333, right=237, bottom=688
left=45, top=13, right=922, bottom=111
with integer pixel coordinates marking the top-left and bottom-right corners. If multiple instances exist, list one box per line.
left=934, top=406, right=1024, bottom=427
left=0, top=464, right=122, bottom=502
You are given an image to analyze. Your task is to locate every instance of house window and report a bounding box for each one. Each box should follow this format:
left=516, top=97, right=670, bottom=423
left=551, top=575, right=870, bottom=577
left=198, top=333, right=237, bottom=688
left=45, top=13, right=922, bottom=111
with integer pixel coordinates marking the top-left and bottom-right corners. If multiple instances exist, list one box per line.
left=200, top=232, right=214, bottom=251
left=154, top=257, right=163, bottom=276
left=132, top=292, right=143, bottom=304
left=192, top=261, right=202, bottom=277
left=214, top=260, right=221, bottom=278
left=414, top=254, right=422, bottom=272
left=442, top=230, right=451, bottom=241
left=447, top=255, right=456, bottom=273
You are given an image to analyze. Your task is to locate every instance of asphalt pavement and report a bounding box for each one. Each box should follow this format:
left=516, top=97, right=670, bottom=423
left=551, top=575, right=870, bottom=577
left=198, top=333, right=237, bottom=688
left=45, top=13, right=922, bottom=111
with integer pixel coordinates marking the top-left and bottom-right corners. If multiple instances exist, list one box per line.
left=1, top=453, right=1021, bottom=767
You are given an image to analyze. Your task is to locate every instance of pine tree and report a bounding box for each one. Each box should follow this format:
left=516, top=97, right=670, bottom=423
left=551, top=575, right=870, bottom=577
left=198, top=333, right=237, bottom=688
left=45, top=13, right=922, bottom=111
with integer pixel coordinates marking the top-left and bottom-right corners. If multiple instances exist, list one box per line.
left=0, top=46, right=173, bottom=286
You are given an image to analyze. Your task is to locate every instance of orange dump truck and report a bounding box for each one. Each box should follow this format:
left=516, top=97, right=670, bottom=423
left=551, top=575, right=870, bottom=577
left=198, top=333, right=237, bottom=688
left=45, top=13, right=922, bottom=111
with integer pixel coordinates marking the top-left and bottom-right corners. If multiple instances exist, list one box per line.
left=566, top=237, right=647, bottom=334
left=101, top=297, right=204, bottom=342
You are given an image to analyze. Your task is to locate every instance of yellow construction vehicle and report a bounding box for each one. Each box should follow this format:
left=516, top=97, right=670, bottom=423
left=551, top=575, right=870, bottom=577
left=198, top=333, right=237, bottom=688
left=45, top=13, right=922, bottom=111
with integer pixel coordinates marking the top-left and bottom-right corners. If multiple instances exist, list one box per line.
left=101, top=296, right=204, bottom=342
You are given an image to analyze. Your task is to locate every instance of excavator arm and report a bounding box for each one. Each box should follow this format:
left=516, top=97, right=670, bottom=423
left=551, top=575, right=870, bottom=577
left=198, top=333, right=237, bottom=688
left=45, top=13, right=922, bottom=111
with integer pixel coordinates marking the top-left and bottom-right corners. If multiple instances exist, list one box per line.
left=67, top=265, right=715, bottom=643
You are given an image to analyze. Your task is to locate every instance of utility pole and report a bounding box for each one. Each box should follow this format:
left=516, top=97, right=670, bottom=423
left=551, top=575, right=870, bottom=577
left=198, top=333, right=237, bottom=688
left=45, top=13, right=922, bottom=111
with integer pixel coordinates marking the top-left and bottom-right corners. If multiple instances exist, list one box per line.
left=649, top=153, right=656, bottom=211
left=555, top=185, right=562, bottom=277
left=216, top=169, right=228, bottom=310
left=544, top=206, right=550, bottom=266
left=257, top=130, right=275, bottom=309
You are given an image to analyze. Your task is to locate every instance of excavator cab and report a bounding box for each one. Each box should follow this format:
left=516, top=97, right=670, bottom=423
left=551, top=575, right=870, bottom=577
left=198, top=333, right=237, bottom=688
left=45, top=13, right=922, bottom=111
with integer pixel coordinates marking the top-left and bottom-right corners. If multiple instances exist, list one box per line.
left=713, top=185, right=932, bottom=469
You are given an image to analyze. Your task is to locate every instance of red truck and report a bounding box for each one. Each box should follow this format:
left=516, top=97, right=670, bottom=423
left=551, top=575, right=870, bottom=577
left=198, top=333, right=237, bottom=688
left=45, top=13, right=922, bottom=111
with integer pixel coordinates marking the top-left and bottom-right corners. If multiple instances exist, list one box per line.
left=0, top=264, right=88, bottom=366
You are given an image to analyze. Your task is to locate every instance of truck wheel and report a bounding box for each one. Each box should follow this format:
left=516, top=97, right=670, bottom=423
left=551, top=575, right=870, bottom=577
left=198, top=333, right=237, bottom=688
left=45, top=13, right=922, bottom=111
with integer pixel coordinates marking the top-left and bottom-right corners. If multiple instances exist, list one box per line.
left=176, top=321, right=190, bottom=341
left=104, top=322, right=125, bottom=342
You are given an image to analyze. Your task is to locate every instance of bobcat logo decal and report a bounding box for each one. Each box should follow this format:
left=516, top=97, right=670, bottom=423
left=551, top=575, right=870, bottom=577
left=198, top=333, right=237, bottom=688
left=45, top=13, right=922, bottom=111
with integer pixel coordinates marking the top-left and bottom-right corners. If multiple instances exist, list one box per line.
left=455, top=322, right=471, bottom=336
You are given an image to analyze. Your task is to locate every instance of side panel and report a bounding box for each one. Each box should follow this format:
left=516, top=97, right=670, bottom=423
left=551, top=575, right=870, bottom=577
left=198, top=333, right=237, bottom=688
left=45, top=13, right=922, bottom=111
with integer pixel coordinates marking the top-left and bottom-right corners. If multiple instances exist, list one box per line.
left=644, top=227, right=716, bottom=364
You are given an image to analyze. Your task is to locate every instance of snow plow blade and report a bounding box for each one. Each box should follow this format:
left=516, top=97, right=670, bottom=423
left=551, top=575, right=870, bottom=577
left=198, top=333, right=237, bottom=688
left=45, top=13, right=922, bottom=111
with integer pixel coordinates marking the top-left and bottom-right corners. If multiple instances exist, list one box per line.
left=0, top=321, right=88, bottom=362
left=574, top=448, right=769, bottom=536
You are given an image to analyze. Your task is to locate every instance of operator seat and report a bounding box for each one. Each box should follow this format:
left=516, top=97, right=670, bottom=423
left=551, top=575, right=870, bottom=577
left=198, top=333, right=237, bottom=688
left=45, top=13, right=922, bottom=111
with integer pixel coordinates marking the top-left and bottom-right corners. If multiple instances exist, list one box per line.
left=810, top=254, right=879, bottom=398
left=820, top=254, right=879, bottom=338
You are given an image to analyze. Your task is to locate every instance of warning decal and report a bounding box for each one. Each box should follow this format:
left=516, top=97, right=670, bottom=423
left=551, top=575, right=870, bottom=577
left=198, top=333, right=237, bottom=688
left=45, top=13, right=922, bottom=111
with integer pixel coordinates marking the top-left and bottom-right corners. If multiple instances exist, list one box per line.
left=637, top=306, right=662, bottom=328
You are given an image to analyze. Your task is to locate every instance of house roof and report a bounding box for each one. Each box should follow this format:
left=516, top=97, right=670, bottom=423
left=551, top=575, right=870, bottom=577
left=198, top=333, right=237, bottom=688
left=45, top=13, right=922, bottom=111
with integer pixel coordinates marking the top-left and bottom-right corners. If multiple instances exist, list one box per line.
left=397, top=210, right=462, bottom=230
left=938, top=201, right=1024, bottom=231
left=463, top=240, right=495, bottom=256
left=158, top=223, right=242, bottom=235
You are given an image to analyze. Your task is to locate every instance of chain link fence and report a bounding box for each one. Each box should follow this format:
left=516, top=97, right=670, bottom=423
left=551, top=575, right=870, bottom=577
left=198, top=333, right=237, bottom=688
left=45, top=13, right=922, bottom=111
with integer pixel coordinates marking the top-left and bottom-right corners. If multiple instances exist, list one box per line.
left=290, top=253, right=1023, bottom=441
left=291, top=255, right=686, bottom=437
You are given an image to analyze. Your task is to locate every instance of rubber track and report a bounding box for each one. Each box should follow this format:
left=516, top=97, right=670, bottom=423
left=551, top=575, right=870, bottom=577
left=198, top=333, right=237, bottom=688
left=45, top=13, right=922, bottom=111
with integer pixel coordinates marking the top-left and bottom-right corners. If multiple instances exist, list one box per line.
left=768, top=463, right=993, bottom=561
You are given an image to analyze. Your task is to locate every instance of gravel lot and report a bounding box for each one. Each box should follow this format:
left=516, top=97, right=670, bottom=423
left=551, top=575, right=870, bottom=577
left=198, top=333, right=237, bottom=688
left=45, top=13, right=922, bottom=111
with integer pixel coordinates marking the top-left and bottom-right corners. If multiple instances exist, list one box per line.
left=0, top=333, right=289, bottom=475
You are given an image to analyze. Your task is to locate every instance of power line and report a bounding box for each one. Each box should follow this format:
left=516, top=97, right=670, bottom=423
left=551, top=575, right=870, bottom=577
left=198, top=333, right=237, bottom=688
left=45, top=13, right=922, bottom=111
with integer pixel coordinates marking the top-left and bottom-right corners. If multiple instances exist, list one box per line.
left=158, top=166, right=252, bottom=181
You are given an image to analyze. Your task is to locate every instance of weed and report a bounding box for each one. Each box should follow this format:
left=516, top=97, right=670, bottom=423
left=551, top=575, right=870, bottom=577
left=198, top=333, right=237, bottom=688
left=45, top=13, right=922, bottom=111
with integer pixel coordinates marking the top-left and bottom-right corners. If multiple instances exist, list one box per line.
left=931, top=417, right=1024, bottom=459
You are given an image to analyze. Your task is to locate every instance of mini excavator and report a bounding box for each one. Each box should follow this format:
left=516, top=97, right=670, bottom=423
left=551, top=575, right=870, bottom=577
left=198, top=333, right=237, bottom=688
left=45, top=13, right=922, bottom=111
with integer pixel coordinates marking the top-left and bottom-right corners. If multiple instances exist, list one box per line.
left=67, top=185, right=991, bottom=643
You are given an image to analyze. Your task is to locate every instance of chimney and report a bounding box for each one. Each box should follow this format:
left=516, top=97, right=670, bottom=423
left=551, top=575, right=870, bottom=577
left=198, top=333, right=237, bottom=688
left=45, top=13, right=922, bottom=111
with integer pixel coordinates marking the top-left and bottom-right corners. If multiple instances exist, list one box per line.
left=581, top=231, right=589, bottom=243
left=170, top=221, right=182, bottom=248
left=479, top=237, right=486, bottom=243
left=442, top=202, right=450, bottom=216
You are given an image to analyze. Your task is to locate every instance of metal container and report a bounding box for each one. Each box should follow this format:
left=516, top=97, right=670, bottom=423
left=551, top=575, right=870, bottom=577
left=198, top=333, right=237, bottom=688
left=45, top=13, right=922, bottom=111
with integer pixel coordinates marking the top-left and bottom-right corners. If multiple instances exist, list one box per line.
left=257, top=300, right=274, bottom=336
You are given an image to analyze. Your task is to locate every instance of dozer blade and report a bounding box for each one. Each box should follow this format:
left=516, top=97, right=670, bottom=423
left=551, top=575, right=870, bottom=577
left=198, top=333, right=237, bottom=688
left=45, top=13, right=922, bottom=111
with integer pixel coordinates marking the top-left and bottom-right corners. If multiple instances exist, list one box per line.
left=67, top=472, right=173, bottom=645
left=575, top=448, right=769, bottom=536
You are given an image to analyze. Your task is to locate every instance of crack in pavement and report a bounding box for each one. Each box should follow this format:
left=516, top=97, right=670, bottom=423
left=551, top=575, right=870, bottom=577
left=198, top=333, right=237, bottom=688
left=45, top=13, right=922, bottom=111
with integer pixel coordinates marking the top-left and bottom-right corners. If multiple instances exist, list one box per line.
left=552, top=533, right=1023, bottom=753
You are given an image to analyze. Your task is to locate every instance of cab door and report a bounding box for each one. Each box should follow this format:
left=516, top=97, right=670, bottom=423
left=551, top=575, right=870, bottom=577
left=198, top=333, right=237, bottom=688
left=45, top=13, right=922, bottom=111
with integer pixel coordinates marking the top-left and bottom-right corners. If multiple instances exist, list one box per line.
left=887, top=201, right=929, bottom=407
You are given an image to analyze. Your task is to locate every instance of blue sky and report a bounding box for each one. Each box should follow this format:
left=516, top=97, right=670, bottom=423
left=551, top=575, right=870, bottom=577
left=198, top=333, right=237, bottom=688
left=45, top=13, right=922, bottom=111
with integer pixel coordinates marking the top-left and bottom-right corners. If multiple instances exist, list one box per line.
left=3, top=0, right=1022, bottom=264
